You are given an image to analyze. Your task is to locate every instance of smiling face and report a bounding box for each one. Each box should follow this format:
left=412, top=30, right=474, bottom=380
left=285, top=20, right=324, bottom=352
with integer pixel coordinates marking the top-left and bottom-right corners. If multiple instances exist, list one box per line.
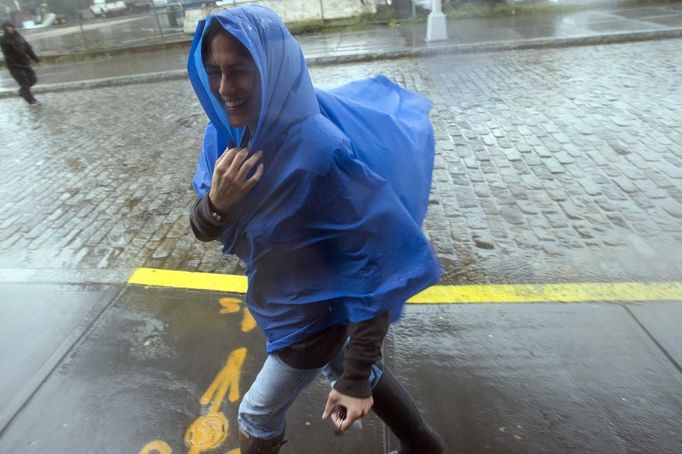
left=205, top=31, right=261, bottom=133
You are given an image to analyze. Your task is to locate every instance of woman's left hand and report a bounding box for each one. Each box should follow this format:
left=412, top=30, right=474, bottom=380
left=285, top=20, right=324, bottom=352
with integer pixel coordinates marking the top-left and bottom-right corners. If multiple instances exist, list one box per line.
left=322, top=388, right=373, bottom=432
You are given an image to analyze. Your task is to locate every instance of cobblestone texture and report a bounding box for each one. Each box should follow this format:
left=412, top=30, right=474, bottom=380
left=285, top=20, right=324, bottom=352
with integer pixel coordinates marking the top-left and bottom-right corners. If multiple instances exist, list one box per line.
left=1, top=39, right=681, bottom=284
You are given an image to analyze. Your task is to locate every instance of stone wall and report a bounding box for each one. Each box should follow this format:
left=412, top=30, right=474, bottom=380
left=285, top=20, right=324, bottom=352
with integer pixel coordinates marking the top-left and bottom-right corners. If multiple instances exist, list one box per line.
left=183, top=0, right=377, bottom=34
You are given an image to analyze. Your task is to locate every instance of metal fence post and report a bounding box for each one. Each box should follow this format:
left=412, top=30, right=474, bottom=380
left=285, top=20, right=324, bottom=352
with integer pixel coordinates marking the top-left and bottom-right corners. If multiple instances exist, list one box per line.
left=151, top=0, right=166, bottom=46
left=78, top=13, right=91, bottom=52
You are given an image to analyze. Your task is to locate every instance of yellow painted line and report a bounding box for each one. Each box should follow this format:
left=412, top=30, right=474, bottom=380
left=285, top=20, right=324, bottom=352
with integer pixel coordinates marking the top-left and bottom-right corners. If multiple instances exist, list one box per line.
left=408, top=282, right=682, bottom=303
left=128, top=268, right=248, bottom=293
left=128, top=268, right=682, bottom=303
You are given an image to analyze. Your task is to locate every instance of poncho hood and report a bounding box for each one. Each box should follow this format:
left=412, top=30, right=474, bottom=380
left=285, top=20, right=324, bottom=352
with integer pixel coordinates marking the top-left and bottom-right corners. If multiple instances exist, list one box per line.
left=187, top=5, right=317, bottom=153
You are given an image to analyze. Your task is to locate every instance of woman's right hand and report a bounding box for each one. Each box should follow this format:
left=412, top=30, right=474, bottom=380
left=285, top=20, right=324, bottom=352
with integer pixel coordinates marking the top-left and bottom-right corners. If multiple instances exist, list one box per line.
left=208, top=147, right=264, bottom=214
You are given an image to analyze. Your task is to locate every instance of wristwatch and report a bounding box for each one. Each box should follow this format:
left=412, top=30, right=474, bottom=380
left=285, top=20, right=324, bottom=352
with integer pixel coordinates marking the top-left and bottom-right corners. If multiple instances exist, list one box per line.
left=206, top=196, right=224, bottom=223
left=210, top=210, right=223, bottom=223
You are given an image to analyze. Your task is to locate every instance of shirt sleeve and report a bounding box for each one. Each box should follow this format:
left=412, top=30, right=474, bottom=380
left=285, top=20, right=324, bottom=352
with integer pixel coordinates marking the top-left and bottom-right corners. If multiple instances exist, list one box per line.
left=189, top=194, right=231, bottom=242
left=25, top=41, right=39, bottom=63
left=333, top=310, right=390, bottom=398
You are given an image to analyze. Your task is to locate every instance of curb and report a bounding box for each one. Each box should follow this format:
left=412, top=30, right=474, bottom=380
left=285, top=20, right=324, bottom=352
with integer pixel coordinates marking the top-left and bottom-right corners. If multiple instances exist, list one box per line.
left=306, top=27, right=682, bottom=66
left=0, top=39, right=192, bottom=68
left=0, top=69, right=190, bottom=98
left=1, top=27, right=681, bottom=98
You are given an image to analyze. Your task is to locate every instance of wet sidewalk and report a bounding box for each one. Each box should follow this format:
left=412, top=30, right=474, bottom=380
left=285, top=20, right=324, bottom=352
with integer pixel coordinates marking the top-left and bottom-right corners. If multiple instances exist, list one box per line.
left=1, top=282, right=681, bottom=453
left=1, top=5, right=681, bottom=452
left=2, top=3, right=682, bottom=93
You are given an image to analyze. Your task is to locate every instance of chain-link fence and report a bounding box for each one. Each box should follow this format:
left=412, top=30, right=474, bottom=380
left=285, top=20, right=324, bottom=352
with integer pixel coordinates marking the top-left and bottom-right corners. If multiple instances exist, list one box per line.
left=5, top=0, right=381, bottom=58
left=20, top=6, right=188, bottom=57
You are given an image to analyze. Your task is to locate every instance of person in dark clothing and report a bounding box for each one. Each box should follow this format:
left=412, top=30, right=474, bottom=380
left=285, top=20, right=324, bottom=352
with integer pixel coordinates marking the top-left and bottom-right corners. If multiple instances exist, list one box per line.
left=187, top=6, right=444, bottom=454
left=1, top=20, right=40, bottom=104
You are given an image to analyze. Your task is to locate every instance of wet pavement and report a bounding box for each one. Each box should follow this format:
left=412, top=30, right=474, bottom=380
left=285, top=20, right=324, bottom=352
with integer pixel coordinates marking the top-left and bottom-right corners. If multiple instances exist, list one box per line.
left=1, top=5, right=682, bottom=454
left=2, top=3, right=682, bottom=90
left=1, top=285, right=680, bottom=453
left=0, top=283, right=121, bottom=431
left=1, top=39, right=680, bottom=282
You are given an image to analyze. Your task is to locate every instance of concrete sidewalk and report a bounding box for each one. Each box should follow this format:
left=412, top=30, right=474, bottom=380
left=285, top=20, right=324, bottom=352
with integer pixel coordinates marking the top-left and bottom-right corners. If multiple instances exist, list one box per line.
left=1, top=282, right=681, bottom=453
left=2, top=3, right=682, bottom=95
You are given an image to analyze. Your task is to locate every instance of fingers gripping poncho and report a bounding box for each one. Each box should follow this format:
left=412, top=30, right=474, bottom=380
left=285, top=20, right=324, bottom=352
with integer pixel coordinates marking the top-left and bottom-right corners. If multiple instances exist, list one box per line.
left=188, top=6, right=440, bottom=352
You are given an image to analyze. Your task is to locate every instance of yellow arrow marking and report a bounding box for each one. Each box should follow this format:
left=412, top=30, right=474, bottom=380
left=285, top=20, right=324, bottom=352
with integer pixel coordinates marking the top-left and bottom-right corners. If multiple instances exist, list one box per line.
left=219, top=297, right=242, bottom=314
left=139, top=316, right=251, bottom=453
left=185, top=412, right=228, bottom=454
left=184, top=348, right=247, bottom=453
left=200, top=347, right=247, bottom=411
left=241, top=308, right=256, bottom=333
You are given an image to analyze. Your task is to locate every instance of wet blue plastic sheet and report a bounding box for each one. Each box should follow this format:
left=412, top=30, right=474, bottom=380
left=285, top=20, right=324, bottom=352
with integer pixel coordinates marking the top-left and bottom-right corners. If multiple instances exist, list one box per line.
left=187, top=5, right=440, bottom=351
left=317, top=76, right=435, bottom=226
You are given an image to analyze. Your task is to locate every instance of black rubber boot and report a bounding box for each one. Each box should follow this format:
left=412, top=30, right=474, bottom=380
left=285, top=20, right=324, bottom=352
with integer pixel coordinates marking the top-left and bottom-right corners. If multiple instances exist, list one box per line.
left=239, top=429, right=286, bottom=454
left=19, top=86, right=33, bottom=104
left=372, top=369, right=444, bottom=454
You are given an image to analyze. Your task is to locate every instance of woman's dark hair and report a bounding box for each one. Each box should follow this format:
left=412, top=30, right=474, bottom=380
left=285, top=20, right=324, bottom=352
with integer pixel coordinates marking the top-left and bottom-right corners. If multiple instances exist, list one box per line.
left=201, top=19, right=249, bottom=66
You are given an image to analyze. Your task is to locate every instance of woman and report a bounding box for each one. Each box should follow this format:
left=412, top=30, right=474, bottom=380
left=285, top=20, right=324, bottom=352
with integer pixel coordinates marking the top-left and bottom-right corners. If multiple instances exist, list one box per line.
left=187, top=6, right=444, bottom=453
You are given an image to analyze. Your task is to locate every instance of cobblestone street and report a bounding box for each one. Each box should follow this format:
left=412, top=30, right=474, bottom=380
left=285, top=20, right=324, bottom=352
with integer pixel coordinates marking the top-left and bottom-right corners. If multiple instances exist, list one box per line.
left=1, top=38, right=681, bottom=285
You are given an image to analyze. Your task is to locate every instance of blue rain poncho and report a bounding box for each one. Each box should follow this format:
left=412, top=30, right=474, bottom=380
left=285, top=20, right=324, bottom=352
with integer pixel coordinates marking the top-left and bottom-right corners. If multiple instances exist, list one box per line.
left=188, top=5, right=440, bottom=352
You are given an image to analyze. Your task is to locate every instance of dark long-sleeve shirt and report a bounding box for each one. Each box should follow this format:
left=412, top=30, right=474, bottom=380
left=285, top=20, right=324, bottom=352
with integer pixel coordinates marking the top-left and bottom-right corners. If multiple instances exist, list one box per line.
left=190, top=194, right=389, bottom=397
left=1, top=32, right=39, bottom=67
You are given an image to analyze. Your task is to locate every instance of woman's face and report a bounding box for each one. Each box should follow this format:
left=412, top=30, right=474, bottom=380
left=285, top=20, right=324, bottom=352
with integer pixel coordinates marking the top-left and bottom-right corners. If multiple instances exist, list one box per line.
left=205, top=33, right=261, bottom=132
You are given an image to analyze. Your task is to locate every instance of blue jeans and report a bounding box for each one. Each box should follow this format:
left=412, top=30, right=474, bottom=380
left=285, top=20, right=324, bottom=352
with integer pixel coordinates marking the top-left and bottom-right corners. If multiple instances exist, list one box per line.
left=238, top=338, right=384, bottom=439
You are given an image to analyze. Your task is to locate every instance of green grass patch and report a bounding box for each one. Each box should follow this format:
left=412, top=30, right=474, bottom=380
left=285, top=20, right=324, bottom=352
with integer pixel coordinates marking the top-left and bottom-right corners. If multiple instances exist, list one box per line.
left=30, top=40, right=191, bottom=65
left=443, top=0, right=682, bottom=20
left=286, top=9, right=396, bottom=35
left=444, top=1, right=583, bottom=20
left=621, top=0, right=682, bottom=5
